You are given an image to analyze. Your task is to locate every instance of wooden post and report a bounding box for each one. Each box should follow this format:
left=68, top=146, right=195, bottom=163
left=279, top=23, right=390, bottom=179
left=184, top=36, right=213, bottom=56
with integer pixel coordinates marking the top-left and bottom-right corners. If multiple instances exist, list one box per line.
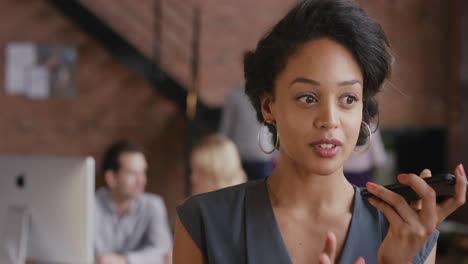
left=446, top=0, right=468, bottom=224
left=446, top=0, right=462, bottom=170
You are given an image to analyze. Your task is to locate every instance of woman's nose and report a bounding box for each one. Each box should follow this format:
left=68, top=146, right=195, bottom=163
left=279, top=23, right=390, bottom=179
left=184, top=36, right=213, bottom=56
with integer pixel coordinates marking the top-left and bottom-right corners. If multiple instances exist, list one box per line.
left=313, top=101, right=339, bottom=129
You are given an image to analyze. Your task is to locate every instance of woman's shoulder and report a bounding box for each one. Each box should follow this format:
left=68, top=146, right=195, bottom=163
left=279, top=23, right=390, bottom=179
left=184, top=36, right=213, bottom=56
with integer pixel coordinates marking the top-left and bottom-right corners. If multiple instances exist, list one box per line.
left=176, top=180, right=265, bottom=259
left=354, top=186, right=388, bottom=226
left=178, top=179, right=263, bottom=214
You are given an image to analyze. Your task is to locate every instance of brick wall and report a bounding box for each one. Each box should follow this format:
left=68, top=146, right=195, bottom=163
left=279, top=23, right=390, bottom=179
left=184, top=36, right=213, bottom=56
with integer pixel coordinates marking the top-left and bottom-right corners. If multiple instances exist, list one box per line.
left=77, top=0, right=455, bottom=128
left=195, top=0, right=452, bottom=129
left=357, top=0, right=450, bottom=128
left=79, top=0, right=155, bottom=58
left=79, top=0, right=197, bottom=89
left=0, top=0, right=463, bottom=229
left=195, top=0, right=296, bottom=106
left=0, top=0, right=187, bottom=227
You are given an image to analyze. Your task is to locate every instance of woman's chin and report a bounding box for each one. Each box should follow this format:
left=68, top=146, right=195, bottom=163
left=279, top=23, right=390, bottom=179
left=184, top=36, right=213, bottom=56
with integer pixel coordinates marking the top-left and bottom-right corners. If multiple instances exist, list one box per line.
left=303, top=162, right=343, bottom=177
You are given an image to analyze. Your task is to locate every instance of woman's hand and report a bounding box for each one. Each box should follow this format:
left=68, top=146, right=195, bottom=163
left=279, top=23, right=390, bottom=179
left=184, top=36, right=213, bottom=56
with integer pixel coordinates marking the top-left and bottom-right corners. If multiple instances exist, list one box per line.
left=96, top=254, right=128, bottom=264
left=318, top=231, right=366, bottom=264
left=366, top=164, right=466, bottom=263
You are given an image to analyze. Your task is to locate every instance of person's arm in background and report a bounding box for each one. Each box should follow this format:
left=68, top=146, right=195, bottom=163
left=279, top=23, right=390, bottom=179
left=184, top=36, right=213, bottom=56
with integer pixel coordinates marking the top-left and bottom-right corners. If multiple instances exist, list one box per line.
left=219, top=89, right=237, bottom=138
left=371, top=128, right=386, bottom=168
left=125, top=197, right=173, bottom=264
left=173, top=216, right=207, bottom=264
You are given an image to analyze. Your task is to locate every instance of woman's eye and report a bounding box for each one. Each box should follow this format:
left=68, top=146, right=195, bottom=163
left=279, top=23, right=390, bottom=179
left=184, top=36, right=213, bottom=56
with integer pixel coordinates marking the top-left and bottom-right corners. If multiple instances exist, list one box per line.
left=297, top=95, right=317, bottom=104
left=342, top=95, right=358, bottom=105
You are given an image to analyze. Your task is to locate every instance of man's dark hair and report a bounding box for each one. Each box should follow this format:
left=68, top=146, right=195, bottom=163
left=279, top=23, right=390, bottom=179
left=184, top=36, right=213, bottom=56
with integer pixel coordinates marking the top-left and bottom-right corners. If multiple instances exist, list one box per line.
left=101, top=140, right=145, bottom=174
left=244, top=0, right=392, bottom=146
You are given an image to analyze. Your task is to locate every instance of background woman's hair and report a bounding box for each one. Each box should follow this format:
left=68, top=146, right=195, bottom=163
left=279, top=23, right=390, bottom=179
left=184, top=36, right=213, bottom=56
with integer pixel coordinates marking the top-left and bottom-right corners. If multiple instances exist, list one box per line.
left=191, top=134, right=247, bottom=190
left=244, top=0, right=392, bottom=146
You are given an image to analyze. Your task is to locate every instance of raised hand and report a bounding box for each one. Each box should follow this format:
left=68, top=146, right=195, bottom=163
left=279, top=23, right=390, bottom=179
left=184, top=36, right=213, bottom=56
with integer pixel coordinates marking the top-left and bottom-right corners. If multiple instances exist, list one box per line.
left=96, top=253, right=128, bottom=264
left=318, top=231, right=366, bottom=264
left=366, top=164, right=466, bottom=263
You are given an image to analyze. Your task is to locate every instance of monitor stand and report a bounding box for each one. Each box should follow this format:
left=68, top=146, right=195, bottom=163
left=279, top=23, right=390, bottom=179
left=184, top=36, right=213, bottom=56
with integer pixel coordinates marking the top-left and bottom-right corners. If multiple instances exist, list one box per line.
left=0, top=206, right=30, bottom=264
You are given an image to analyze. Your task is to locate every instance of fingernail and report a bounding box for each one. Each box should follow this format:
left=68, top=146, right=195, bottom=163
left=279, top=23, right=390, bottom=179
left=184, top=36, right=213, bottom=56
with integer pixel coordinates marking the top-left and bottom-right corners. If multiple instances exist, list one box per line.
left=398, top=174, right=408, bottom=180
left=459, top=164, right=465, bottom=176
left=366, top=182, right=377, bottom=188
left=319, top=253, right=328, bottom=262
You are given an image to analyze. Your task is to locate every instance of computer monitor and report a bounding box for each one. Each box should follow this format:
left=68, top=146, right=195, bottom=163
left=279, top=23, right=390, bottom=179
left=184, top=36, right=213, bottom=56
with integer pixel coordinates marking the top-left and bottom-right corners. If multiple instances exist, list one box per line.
left=0, top=155, right=94, bottom=264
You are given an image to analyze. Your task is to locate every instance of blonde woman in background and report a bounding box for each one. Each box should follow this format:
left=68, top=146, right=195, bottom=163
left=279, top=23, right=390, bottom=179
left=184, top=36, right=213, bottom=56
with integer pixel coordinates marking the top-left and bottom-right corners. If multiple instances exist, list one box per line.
left=190, top=133, right=247, bottom=195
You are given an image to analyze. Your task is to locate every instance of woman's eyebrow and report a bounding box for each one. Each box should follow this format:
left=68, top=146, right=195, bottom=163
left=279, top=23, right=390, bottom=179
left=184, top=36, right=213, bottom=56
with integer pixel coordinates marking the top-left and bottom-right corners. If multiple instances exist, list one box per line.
left=338, top=79, right=362, bottom=86
left=289, top=77, right=320, bottom=86
left=289, top=78, right=362, bottom=87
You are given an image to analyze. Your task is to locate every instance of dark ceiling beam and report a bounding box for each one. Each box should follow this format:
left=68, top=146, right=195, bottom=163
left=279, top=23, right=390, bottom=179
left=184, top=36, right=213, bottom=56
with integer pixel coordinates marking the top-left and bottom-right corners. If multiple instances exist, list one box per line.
left=46, top=0, right=187, bottom=110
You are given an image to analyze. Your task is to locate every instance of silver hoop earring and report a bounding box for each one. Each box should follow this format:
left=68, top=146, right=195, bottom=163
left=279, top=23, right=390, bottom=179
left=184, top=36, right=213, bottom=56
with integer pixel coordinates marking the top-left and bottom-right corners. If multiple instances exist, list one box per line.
left=258, top=121, right=279, bottom=154
left=352, top=121, right=372, bottom=155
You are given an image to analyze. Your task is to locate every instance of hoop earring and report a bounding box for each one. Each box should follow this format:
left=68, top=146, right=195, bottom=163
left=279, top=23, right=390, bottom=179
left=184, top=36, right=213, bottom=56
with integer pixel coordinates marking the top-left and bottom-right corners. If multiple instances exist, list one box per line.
left=353, top=121, right=372, bottom=155
left=258, top=121, right=279, bottom=154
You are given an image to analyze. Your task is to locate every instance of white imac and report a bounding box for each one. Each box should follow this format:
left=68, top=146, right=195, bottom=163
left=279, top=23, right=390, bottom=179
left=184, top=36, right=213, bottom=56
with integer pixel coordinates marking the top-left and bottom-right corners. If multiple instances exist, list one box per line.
left=0, top=155, right=95, bottom=264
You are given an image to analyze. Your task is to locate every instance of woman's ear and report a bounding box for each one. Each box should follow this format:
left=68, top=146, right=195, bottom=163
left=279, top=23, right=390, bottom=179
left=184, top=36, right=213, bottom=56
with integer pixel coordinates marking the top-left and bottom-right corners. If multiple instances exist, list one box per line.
left=260, top=93, right=275, bottom=123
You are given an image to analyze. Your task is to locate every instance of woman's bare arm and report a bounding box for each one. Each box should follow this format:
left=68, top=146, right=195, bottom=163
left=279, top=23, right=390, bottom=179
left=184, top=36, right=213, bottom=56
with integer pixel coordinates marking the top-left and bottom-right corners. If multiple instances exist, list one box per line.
left=173, top=216, right=207, bottom=264
left=424, top=243, right=436, bottom=264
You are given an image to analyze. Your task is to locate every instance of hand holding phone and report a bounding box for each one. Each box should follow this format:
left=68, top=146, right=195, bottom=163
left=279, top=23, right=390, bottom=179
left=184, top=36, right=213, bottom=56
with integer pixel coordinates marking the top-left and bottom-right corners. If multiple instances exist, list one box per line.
left=361, top=173, right=457, bottom=203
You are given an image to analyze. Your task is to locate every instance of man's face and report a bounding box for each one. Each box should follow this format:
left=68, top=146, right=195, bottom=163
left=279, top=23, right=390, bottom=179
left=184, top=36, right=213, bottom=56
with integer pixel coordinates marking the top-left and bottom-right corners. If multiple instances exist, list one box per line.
left=111, top=152, right=148, bottom=200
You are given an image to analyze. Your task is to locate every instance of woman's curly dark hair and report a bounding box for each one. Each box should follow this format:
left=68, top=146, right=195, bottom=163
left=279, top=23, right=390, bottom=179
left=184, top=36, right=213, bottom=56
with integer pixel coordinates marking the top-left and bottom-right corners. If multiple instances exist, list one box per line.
left=244, top=0, right=392, bottom=147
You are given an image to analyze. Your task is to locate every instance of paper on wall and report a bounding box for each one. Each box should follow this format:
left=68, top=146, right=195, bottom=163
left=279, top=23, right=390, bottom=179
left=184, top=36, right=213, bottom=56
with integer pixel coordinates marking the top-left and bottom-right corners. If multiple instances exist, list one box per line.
left=5, top=43, right=37, bottom=96
left=25, top=66, right=50, bottom=99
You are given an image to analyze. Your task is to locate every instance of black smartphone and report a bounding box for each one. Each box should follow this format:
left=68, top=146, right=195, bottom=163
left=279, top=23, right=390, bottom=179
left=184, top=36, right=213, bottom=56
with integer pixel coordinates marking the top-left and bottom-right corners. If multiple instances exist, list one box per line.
left=361, top=173, right=456, bottom=203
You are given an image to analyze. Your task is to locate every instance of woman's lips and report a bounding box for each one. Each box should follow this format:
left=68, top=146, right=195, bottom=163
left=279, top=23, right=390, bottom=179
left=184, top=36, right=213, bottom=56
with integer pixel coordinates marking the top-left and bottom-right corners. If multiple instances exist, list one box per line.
left=312, top=144, right=340, bottom=157
left=310, top=138, right=342, bottom=158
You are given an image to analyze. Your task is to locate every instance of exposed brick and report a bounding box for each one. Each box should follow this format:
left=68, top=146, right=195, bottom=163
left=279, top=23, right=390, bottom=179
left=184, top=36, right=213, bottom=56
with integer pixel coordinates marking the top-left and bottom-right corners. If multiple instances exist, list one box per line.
left=0, top=0, right=187, bottom=227
left=0, top=0, right=465, bottom=231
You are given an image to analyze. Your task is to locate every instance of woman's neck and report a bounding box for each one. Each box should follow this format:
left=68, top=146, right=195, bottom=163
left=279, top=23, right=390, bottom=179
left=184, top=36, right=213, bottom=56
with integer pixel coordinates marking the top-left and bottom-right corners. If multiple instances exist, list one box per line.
left=267, top=155, right=355, bottom=216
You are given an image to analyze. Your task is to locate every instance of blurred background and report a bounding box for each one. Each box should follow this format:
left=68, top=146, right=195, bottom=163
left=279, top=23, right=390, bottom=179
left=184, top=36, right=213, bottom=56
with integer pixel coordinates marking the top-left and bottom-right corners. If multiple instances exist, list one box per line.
left=0, top=0, right=467, bottom=263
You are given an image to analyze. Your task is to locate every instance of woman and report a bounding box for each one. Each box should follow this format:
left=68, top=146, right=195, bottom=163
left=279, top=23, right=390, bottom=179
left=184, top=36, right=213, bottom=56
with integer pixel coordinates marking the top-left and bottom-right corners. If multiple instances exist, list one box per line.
left=174, top=0, right=467, bottom=263
left=190, top=133, right=247, bottom=195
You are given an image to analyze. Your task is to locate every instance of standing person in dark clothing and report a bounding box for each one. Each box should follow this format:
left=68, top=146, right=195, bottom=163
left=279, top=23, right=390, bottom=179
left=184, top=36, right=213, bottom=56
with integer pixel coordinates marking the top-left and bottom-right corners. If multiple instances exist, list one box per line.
left=220, top=84, right=274, bottom=180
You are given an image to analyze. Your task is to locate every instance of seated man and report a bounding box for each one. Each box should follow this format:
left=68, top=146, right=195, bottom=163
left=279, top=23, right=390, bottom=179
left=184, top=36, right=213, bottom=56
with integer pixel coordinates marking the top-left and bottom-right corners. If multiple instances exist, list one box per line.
left=95, top=140, right=172, bottom=264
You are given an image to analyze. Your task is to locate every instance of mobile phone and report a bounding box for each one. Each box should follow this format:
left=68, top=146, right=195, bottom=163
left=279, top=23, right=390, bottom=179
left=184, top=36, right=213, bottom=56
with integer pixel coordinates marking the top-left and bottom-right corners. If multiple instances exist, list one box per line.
left=361, top=173, right=456, bottom=203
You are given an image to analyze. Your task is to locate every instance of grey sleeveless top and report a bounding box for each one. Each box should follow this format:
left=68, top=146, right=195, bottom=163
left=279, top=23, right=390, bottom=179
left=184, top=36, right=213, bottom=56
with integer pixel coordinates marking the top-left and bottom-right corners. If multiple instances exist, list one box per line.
left=177, top=179, right=438, bottom=264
